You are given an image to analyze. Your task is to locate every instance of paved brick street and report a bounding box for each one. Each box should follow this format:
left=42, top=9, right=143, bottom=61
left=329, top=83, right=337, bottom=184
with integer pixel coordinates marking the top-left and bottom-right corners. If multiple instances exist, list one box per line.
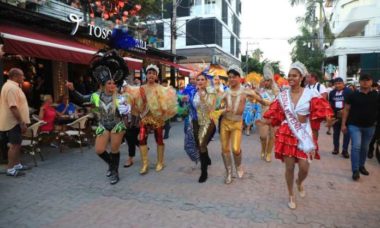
left=1, top=122, right=379, bottom=228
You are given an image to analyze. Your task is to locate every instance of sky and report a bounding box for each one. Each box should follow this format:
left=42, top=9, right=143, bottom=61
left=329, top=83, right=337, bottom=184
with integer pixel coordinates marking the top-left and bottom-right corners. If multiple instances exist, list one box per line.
left=240, top=0, right=306, bottom=74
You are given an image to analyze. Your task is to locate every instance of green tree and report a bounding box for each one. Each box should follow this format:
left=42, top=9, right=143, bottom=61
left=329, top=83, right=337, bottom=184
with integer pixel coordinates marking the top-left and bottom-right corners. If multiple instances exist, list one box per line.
left=252, top=48, right=264, bottom=61
left=241, top=53, right=284, bottom=76
left=289, top=0, right=335, bottom=79
left=289, top=26, right=325, bottom=77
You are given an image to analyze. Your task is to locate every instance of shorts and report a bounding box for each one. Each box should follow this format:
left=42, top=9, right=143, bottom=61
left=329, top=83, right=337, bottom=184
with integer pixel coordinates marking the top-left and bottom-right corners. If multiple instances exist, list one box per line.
left=3, top=124, right=22, bottom=145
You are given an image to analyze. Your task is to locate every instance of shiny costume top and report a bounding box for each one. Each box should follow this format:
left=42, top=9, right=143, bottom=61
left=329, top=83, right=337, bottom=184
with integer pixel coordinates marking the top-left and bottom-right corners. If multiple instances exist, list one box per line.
left=126, top=84, right=178, bottom=128
left=71, top=90, right=127, bottom=133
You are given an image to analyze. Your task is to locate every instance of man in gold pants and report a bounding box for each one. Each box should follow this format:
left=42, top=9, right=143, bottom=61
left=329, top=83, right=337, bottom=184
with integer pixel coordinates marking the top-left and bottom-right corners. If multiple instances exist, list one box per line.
left=220, top=65, right=258, bottom=184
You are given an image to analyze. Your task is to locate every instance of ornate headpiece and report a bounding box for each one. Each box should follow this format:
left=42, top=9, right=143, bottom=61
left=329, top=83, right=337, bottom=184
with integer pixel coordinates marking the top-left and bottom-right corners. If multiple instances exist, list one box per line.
left=263, top=63, right=274, bottom=80
left=90, top=49, right=129, bottom=88
left=227, top=65, right=243, bottom=77
left=290, top=61, right=308, bottom=77
left=146, top=64, right=159, bottom=75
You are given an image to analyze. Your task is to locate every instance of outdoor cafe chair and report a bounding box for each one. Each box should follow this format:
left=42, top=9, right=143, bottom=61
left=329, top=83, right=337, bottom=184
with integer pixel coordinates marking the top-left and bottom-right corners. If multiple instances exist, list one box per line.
left=21, top=120, right=47, bottom=167
left=60, top=114, right=92, bottom=153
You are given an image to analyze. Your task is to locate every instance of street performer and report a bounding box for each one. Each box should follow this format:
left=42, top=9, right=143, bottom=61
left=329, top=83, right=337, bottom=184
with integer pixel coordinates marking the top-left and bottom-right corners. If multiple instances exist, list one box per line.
left=255, top=63, right=279, bottom=162
left=66, top=50, right=131, bottom=185
left=260, top=61, right=333, bottom=209
left=126, top=64, right=177, bottom=175
left=219, top=65, right=258, bottom=184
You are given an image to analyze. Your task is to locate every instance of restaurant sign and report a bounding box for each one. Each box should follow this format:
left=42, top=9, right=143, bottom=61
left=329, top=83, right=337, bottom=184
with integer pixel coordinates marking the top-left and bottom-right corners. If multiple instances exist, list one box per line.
left=68, top=13, right=147, bottom=51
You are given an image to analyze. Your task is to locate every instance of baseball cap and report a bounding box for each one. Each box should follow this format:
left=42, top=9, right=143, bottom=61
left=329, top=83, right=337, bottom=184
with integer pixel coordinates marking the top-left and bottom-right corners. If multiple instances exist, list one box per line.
left=359, top=74, right=373, bottom=81
left=334, top=77, right=344, bottom=83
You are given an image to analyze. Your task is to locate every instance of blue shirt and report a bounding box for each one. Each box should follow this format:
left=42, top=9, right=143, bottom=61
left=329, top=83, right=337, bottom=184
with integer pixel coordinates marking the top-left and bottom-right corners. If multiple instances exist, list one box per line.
left=56, top=103, right=76, bottom=115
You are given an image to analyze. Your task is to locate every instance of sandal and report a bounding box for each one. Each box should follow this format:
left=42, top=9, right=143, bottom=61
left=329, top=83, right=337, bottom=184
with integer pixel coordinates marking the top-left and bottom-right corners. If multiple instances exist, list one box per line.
left=296, top=179, right=306, bottom=198
left=288, top=195, right=296, bottom=209
left=123, top=161, right=134, bottom=168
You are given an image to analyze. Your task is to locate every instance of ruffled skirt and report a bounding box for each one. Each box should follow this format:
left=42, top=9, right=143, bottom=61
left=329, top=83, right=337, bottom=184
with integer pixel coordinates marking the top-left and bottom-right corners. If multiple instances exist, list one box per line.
left=275, top=123, right=320, bottom=162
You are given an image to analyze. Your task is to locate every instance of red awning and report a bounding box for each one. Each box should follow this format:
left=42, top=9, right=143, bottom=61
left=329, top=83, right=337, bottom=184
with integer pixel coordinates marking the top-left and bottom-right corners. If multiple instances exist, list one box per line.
left=0, top=23, right=143, bottom=70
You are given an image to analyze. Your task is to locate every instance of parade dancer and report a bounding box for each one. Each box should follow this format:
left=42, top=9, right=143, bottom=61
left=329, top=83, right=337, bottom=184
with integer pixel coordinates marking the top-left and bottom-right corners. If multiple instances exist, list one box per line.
left=255, top=64, right=279, bottom=162
left=127, top=64, right=177, bottom=175
left=179, top=74, right=200, bottom=164
left=219, top=65, right=257, bottom=184
left=191, top=74, right=217, bottom=183
left=66, top=50, right=130, bottom=185
left=242, top=83, right=256, bottom=136
left=260, top=61, right=333, bottom=209
left=121, top=81, right=140, bottom=168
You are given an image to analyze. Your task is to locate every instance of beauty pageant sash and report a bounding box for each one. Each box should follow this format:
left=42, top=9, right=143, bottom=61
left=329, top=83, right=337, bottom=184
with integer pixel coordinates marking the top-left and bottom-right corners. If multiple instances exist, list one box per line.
left=278, top=90, right=315, bottom=153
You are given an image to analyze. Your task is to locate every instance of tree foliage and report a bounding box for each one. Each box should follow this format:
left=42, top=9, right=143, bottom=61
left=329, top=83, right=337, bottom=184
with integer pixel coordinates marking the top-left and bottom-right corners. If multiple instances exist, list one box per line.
left=288, top=0, right=334, bottom=79
left=241, top=51, right=284, bottom=76
left=289, top=26, right=324, bottom=77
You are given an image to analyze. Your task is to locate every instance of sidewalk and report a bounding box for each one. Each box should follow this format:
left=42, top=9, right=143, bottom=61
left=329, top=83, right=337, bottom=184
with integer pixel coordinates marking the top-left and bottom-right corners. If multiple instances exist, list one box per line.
left=0, top=122, right=379, bottom=227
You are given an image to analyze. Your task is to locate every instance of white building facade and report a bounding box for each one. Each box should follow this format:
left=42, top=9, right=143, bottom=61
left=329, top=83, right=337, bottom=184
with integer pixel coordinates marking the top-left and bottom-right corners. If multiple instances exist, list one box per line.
left=325, top=0, right=380, bottom=82
left=147, top=0, right=242, bottom=69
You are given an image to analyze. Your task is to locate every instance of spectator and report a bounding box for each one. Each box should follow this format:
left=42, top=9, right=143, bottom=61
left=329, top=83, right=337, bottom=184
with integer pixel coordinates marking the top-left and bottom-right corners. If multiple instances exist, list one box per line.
left=329, top=78, right=352, bottom=158
left=31, top=76, right=45, bottom=109
left=39, top=95, right=57, bottom=132
left=133, top=77, right=141, bottom=86
left=84, top=75, right=97, bottom=94
left=0, top=68, right=31, bottom=177
left=306, top=72, right=328, bottom=99
left=56, top=95, right=76, bottom=117
left=347, top=84, right=356, bottom=92
left=326, top=79, right=335, bottom=135
left=368, top=82, right=380, bottom=159
left=341, top=74, right=379, bottom=181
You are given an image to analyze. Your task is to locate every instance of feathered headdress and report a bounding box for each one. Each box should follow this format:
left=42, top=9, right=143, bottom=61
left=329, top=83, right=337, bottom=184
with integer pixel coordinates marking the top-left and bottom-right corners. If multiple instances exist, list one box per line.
left=90, top=49, right=129, bottom=88
left=227, top=65, right=243, bottom=77
left=146, top=64, right=159, bottom=74
left=263, top=63, right=274, bottom=80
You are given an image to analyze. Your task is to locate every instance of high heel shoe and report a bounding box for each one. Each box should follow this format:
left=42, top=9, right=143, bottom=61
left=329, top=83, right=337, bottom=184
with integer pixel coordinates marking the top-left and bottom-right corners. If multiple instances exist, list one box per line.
left=296, top=179, right=306, bottom=198
left=288, top=195, right=296, bottom=209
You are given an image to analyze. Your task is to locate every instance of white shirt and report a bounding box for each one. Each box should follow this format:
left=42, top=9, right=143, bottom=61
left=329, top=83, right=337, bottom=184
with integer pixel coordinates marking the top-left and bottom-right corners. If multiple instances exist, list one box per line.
left=307, top=82, right=327, bottom=95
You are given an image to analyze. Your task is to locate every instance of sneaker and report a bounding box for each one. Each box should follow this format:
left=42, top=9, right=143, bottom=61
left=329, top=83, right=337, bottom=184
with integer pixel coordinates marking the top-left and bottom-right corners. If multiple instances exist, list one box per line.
left=342, top=151, right=350, bottom=159
left=6, top=169, right=26, bottom=177
left=14, top=164, right=32, bottom=171
left=326, top=131, right=331, bottom=135
left=352, top=171, right=360, bottom=181
left=332, top=150, right=339, bottom=155
left=359, top=166, right=369, bottom=176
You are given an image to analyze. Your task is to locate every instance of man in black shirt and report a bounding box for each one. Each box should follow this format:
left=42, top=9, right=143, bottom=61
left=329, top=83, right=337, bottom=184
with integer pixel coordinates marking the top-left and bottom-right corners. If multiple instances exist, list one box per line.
left=341, top=74, right=379, bottom=181
left=329, top=77, right=352, bottom=158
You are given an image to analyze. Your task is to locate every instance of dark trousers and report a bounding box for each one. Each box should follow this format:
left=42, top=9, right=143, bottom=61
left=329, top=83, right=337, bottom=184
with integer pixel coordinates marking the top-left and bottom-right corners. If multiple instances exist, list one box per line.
left=333, top=120, right=350, bottom=152
left=124, top=127, right=140, bottom=157
left=368, top=124, right=380, bottom=155
left=164, top=120, right=171, bottom=139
